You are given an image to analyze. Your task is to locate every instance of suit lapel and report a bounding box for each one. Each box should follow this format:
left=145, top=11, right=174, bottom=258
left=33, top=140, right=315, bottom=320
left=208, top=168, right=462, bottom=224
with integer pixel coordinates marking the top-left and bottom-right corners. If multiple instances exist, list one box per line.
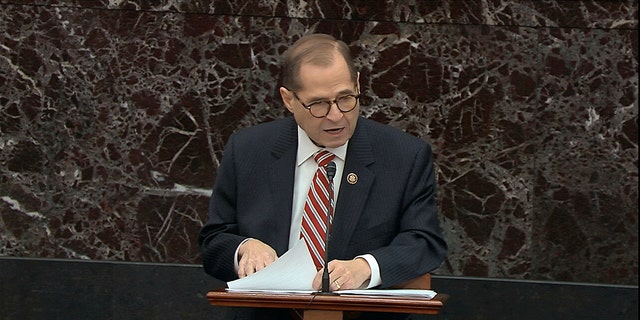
left=268, top=118, right=298, bottom=255
left=330, top=118, right=375, bottom=258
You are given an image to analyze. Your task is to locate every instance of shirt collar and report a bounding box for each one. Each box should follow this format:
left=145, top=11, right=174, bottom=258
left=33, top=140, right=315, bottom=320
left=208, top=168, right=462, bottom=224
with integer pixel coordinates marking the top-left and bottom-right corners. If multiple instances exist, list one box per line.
left=296, top=126, right=348, bottom=166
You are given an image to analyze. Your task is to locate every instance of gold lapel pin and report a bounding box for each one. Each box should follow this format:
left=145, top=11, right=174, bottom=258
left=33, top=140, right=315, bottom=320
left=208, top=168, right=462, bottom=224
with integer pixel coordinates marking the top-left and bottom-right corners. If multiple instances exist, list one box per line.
left=346, top=173, right=358, bottom=185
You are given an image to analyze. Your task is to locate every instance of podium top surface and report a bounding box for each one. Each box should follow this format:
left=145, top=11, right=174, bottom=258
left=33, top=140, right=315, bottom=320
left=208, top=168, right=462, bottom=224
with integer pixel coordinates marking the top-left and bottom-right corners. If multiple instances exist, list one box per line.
left=206, top=289, right=448, bottom=315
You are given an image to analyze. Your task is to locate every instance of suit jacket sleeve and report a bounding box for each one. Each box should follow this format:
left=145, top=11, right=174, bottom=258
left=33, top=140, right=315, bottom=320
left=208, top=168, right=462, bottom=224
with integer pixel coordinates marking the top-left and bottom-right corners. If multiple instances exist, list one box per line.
left=198, top=132, right=245, bottom=281
left=198, top=118, right=297, bottom=282
left=372, top=142, right=447, bottom=287
left=329, top=118, right=447, bottom=288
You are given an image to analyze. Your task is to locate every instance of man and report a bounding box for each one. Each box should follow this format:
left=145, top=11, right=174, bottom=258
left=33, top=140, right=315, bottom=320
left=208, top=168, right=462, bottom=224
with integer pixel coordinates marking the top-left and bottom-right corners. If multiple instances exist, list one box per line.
left=199, top=33, right=447, bottom=319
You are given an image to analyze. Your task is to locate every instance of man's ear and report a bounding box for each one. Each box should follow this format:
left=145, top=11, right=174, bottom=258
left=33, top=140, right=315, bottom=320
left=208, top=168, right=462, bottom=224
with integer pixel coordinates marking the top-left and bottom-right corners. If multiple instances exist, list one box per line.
left=356, top=72, right=361, bottom=92
left=280, top=87, right=295, bottom=113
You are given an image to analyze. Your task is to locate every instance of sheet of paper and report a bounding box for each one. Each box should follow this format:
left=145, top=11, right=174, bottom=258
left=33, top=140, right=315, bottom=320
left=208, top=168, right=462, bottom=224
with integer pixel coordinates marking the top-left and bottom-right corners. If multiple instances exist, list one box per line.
left=225, top=288, right=317, bottom=294
left=224, top=288, right=437, bottom=300
left=226, top=238, right=317, bottom=291
left=337, top=289, right=437, bottom=299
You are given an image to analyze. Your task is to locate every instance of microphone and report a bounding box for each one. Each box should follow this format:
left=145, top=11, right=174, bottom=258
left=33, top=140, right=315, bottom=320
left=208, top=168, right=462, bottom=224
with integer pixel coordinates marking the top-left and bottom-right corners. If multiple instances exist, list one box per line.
left=320, top=161, right=337, bottom=294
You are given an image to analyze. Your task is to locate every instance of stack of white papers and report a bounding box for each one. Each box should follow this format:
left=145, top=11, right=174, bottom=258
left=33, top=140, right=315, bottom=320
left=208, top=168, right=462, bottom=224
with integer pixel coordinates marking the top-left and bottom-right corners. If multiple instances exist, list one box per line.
left=226, top=239, right=436, bottom=300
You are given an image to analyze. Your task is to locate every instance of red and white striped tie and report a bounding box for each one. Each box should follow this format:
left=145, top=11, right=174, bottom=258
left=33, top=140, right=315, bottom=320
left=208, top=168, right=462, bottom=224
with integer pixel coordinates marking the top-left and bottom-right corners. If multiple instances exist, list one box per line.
left=300, top=150, right=335, bottom=270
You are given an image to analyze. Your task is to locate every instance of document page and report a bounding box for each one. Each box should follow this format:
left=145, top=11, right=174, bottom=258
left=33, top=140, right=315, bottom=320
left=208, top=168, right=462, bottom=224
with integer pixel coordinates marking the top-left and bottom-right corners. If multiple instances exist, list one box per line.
left=226, top=238, right=317, bottom=291
left=337, top=289, right=437, bottom=299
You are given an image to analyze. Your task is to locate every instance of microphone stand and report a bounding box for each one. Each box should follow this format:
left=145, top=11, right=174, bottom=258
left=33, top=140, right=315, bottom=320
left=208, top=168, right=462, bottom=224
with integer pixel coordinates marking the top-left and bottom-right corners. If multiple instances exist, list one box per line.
left=317, top=161, right=338, bottom=295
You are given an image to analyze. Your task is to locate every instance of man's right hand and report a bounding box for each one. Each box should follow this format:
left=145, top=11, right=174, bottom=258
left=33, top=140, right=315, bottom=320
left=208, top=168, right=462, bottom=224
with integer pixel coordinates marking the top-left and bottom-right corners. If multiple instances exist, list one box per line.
left=237, top=239, right=277, bottom=278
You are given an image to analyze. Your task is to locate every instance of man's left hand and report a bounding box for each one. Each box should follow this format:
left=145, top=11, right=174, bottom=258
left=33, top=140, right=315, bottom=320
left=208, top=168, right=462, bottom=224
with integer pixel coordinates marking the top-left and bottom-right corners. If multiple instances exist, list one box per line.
left=312, top=257, right=371, bottom=291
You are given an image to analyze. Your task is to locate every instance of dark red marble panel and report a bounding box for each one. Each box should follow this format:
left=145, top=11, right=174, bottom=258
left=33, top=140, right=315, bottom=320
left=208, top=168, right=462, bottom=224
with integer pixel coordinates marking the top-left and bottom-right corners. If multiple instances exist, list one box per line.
left=14, top=0, right=639, bottom=28
left=0, top=1, right=637, bottom=286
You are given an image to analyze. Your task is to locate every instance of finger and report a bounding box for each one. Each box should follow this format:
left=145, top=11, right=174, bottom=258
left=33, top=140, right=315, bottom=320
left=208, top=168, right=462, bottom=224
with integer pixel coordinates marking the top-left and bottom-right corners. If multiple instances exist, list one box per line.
left=238, top=258, right=259, bottom=278
left=254, top=261, right=267, bottom=273
left=237, top=263, right=250, bottom=278
left=311, top=269, right=324, bottom=290
left=332, top=278, right=342, bottom=291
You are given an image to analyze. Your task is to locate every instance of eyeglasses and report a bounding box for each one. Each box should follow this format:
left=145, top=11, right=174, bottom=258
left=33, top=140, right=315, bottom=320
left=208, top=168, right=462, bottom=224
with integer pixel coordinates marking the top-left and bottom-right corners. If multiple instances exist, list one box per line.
left=291, top=90, right=360, bottom=118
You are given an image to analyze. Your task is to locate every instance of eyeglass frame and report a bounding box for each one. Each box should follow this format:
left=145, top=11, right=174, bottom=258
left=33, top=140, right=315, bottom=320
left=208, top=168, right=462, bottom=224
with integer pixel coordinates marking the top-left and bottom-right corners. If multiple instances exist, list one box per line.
left=287, top=88, right=361, bottom=118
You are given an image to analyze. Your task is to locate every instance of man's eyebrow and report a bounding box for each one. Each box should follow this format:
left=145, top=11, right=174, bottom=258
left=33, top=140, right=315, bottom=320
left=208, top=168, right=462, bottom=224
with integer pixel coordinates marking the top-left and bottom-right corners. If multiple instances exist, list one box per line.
left=307, top=89, right=357, bottom=102
left=337, top=88, right=357, bottom=95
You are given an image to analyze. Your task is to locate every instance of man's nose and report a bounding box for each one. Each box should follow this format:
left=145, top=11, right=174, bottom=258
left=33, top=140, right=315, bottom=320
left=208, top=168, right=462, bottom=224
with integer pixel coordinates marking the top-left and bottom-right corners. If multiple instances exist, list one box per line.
left=324, top=102, right=343, bottom=121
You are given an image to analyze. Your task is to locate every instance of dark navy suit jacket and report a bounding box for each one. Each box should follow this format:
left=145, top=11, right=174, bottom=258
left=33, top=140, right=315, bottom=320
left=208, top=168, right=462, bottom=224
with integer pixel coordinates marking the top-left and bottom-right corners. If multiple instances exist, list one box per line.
left=199, top=116, right=447, bottom=288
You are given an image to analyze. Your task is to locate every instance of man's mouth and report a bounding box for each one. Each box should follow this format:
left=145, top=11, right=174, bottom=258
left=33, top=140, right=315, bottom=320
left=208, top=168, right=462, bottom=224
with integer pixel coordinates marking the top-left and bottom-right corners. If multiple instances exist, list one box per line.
left=325, top=128, right=343, bottom=134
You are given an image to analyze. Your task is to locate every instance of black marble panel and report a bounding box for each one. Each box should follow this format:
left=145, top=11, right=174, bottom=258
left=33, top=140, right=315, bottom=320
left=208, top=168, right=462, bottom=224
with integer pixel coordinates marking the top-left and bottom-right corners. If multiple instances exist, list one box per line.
left=0, top=258, right=637, bottom=320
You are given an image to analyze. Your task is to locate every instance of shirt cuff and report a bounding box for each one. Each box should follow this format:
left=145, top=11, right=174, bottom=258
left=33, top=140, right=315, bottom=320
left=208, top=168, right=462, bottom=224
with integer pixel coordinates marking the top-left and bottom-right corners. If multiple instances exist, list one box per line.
left=357, top=254, right=382, bottom=288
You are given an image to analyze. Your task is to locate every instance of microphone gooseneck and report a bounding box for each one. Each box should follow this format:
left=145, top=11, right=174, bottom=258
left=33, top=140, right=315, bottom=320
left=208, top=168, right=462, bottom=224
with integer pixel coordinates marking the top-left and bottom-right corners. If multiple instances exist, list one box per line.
left=326, top=161, right=336, bottom=181
left=320, top=161, right=337, bottom=294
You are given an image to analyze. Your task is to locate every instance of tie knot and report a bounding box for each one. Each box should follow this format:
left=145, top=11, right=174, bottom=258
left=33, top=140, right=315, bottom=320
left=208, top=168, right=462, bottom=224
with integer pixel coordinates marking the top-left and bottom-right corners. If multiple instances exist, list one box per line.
left=314, top=150, right=335, bottom=167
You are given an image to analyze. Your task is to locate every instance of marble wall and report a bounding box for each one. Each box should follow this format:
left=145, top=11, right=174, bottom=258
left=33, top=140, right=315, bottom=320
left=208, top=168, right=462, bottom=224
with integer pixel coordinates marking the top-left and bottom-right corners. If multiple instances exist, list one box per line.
left=0, top=0, right=637, bottom=285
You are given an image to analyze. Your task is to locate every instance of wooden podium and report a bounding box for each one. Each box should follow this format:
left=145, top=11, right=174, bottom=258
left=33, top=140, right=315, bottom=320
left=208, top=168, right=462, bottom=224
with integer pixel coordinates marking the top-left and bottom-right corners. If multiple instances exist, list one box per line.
left=206, top=274, right=448, bottom=320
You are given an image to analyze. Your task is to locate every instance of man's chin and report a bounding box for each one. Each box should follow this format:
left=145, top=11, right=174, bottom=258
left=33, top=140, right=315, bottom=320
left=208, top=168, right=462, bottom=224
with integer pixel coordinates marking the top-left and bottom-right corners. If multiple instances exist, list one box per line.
left=321, top=139, right=348, bottom=149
